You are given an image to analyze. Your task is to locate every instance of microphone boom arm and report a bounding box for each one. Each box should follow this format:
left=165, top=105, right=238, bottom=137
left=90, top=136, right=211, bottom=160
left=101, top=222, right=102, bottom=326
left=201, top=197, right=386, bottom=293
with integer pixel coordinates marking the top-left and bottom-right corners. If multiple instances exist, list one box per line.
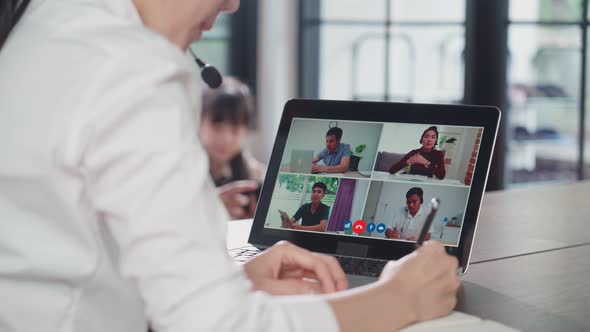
left=189, top=48, right=223, bottom=89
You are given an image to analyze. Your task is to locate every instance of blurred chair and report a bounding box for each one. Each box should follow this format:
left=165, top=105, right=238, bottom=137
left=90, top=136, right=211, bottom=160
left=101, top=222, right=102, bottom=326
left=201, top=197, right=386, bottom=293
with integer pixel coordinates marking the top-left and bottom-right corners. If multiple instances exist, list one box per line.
left=373, top=151, right=405, bottom=172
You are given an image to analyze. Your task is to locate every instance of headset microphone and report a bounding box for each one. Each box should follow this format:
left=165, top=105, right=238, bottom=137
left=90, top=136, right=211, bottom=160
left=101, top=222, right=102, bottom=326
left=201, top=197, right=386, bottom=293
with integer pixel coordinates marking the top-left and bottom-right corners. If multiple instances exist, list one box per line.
left=189, top=48, right=223, bottom=89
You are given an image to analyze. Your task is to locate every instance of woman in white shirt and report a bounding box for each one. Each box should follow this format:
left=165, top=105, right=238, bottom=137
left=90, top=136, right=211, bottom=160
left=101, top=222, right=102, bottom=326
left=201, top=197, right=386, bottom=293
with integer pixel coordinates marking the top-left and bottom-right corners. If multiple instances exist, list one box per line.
left=0, top=1, right=460, bottom=332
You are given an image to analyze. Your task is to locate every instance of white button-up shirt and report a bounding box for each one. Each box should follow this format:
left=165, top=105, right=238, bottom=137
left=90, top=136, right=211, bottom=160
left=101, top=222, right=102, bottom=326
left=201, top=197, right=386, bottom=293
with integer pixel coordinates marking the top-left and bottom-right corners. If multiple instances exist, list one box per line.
left=387, top=206, right=429, bottom=240
left=0, top=1, right=338, bottom=331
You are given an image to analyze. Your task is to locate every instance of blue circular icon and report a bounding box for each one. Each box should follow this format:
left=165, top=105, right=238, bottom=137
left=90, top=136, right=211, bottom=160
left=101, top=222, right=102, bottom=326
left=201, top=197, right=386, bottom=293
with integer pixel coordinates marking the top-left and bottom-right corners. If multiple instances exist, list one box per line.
left=366, top=223, right=376, bottom=232
left=343, top=220, right=353, bottom=230
left=376, top=223, right=387, bottom=233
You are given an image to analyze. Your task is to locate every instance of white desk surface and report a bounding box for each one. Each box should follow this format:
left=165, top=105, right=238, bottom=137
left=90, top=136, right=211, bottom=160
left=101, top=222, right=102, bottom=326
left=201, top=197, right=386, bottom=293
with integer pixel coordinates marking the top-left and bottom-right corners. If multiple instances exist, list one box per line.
left=279, top=164, right=371, bottom=179
left=371, top=171, right=465, bottom=186
left=226, top=218, right=253, bottom=250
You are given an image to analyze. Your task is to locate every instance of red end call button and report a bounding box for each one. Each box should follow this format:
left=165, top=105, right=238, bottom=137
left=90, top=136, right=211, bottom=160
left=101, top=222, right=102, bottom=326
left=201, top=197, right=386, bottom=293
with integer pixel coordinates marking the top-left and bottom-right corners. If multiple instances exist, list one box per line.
left=352, top=220, right=366, bottom=234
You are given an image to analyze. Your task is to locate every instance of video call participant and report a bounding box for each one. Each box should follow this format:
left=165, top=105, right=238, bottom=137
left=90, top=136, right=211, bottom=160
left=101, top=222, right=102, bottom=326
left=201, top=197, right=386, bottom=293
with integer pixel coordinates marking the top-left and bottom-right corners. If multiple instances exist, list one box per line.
left=199, top=76, right=266, bottom=219
left=385, top=187, right=432, bottom=241
left=285, top=182, right=330, bottom=232
left=311, top=127, right=351, bottom=173
left=388, top=126, right=446, bottom=179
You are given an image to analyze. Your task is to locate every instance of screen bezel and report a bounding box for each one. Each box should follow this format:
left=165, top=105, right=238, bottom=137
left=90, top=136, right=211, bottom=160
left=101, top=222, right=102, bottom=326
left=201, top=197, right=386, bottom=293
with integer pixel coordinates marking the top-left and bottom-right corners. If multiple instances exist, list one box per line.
left=249, top=99, right=500, bottom=270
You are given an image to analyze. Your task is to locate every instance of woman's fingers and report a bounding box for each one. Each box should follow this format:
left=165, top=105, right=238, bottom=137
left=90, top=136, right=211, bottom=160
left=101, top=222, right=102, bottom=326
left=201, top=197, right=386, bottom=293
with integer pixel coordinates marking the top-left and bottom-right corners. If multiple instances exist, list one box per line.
left=217, top=180, right=258, bottom=219
left=227, top=206, right=246, bottom=219
left=279, top=255, right=349, bottom=292
left=218, top=180, right=258, bottom=197
left=245, top=242, right=348, bottom=295
left=315, top=254, right=349, bottom=291
left=272, top=242, right=347, bottom=294
left=253, top=278, right=323, bottom=296
left=222, top=192, right=248, bottom=206
left=277, top=243, right=336, bottom=293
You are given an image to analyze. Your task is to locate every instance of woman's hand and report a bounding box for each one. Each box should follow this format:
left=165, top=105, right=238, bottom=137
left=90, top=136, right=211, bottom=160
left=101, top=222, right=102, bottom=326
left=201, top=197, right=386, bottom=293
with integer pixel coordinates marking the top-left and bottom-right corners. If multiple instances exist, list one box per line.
left=325, top=240, right=460, bottom=332
left=243, top=241, right=348, bottom=295
left=408, top=153, right=429, bottom=166
left=378, top=241, right=460, bottom=324
left=217, top=180, right=259, bottom=219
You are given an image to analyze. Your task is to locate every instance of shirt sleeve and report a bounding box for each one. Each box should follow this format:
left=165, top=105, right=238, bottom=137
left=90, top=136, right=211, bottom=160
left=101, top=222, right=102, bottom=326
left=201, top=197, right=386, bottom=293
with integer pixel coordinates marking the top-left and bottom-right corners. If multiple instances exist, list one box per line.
left=292, top=205, right=305, bottom=221
left=388, top=150, right=412, bottom=174
left=321, top=205, right=330, bottom=221
left=316, top=148, right=327, bottom=161
left=432, top=150, right=446, bottom=179
left=79, top=52, right=340, bottom=332
left=342, top=144, right=351, bottom=157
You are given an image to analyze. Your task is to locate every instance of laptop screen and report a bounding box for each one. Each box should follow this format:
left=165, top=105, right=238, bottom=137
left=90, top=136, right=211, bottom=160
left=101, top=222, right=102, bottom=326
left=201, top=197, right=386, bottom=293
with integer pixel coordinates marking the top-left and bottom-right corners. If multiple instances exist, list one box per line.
left=262, top=118, right=484, bottom=248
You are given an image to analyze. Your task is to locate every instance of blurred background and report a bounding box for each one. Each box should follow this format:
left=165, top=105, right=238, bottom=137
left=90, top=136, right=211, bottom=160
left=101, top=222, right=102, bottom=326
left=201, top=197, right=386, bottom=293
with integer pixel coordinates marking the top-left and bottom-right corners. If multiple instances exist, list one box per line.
left=192, top=0, right=590, bottom=191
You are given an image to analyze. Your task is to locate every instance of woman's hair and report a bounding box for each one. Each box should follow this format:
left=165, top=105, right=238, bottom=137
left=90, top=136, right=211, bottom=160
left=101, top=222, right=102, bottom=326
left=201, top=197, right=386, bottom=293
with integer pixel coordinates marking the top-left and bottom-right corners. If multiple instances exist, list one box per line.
left=201, top=76, right=254, bottom=127
left=202, top=77, right=256, bottom=186
left=419, top=126, right=439, bottom=146
left=0, top=0, right=31, bottom=50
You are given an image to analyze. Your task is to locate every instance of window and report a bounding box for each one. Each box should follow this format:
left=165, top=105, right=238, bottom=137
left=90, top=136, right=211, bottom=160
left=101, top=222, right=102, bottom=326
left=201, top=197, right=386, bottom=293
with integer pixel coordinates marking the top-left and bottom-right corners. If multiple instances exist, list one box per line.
left=506, top=0, right=587, bottom=185
left=300, top=0, right=590, bottom=188
left=189, top=1, right=258, bottom=122
left=190, top=13, right=233, bottom=77
left=301, top=0, right=466, bottom=103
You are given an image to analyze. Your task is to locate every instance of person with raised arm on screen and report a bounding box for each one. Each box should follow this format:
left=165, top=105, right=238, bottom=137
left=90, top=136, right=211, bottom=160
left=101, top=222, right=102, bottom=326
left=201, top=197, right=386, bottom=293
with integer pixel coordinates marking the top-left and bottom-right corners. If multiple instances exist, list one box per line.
left=388, top=126, right=446, bottom=179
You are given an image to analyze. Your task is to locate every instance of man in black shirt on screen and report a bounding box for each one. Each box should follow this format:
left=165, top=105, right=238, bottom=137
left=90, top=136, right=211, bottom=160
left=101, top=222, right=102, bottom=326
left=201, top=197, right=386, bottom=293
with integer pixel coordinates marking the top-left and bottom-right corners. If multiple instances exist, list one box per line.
left=285, top=182, right=330, bottom=232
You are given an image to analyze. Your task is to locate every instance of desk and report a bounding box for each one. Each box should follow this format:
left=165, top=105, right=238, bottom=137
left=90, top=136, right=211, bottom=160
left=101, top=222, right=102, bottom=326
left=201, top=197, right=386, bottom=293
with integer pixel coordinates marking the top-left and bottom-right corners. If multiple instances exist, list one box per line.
left=279, top=164, right=371, bottom=179
left=227, top=181, right=590, bottom=331
left=471, top=180, right=590, bottom=263
left=460, top=246, right=590, bottom=331
left=371, top=171, right=466, bottom=187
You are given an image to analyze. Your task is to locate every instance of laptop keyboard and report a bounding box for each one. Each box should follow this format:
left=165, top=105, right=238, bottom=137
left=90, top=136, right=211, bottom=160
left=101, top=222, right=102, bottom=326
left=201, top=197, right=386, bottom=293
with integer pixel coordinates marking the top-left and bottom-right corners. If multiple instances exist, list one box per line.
left=229, top=245, right=387, bottom=277
left=228, top=245, right=261, bottom=263
left=335, top=256, right=387, bottom=277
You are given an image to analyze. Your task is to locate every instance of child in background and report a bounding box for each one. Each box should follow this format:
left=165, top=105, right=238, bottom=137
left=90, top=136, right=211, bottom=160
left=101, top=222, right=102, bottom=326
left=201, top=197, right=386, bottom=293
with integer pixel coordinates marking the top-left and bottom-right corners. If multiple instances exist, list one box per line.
left=199, top=77, right=266, bottom=219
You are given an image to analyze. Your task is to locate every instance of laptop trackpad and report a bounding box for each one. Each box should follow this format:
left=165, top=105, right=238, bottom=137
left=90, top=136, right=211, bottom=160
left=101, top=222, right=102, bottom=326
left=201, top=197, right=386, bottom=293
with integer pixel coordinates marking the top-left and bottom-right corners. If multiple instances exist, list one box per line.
left=346, top=274, right=378, bottom=288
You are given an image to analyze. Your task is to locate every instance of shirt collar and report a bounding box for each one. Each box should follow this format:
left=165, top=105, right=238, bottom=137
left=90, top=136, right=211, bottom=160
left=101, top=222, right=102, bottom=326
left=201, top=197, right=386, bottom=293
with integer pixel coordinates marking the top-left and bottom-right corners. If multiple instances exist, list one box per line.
left=29, top=0, right=143, bottom=25
left=100, top=0, right=143, bottom=24
left=328, top=143, right=341, bottom=154
left=406, top=206, right=424, bottom=219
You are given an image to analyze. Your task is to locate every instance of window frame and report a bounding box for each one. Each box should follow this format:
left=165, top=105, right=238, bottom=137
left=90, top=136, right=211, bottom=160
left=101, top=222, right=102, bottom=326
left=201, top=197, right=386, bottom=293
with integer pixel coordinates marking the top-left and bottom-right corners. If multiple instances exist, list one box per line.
left=298, top=0, right=590, bottom=189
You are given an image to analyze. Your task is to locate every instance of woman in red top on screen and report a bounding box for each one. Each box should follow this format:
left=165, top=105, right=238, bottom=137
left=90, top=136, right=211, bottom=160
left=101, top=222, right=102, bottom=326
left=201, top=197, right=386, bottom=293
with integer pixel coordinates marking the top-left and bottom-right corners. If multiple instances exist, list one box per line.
left=388, top=126, right=446, bottom=179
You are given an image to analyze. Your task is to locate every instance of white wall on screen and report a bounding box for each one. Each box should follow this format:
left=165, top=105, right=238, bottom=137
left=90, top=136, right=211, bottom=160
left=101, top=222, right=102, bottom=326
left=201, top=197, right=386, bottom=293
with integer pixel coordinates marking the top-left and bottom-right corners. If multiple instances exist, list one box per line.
left=349, top=179, right=370, bottom=221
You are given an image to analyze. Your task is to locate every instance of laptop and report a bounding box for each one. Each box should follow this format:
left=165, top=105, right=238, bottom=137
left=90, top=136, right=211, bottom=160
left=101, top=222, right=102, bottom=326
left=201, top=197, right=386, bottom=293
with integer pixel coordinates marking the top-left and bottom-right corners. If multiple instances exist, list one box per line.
left=231, top=99, right=500, bottom=287
left=289, top=149, right=314, bottom=173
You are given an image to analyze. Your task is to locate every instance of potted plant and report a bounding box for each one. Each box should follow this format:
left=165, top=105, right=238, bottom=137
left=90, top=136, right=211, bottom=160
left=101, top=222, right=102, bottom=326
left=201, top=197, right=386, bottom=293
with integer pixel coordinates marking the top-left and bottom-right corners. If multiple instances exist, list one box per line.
left=349, top=144, right=366, bottom=171
left=438, top=135, right=457, bottom=148
left=438, top=136, right=457, bottom=165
